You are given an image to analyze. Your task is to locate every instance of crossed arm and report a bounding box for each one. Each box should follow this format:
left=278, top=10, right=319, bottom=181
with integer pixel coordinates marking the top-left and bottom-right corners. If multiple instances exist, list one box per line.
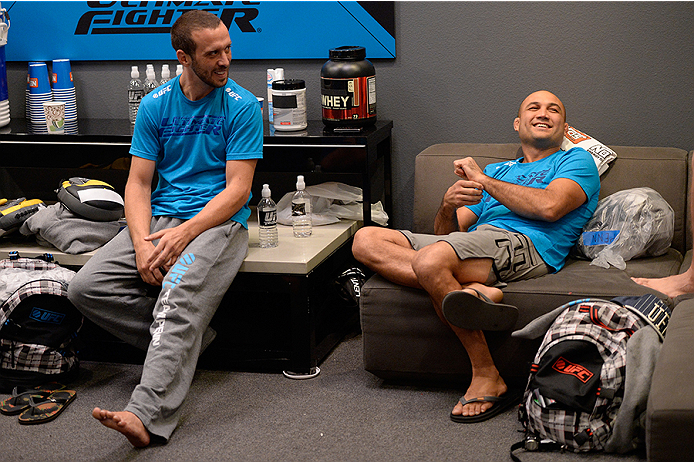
left=433, top=157, right=588, bottom=235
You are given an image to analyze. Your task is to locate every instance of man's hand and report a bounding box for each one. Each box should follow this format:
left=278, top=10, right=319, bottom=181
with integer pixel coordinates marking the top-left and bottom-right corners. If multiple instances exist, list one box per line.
left=442, top=179, right=484, bottom=210
left=454, top=157, right=486, bottom=183
left=144, top=224, right=194, bottom=276
left=434, top=177, right=484, bottom=235
left=134, top=241, right=165, bottom=286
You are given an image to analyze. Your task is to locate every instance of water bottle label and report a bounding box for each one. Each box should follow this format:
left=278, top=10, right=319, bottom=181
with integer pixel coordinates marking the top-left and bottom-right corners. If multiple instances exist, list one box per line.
left=292, top=202, right=306, bottom=216
left=260, top=210, right=277, bottom=227
left=128, top=90, right=143, bottom=103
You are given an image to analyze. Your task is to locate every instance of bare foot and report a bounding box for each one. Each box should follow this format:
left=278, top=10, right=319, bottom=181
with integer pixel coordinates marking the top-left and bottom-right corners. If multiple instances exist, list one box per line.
left=451, top=374, right=508, bottom=417
left=92, top=407, right=151, bottom=448
left=632, top=272, right=694, bottom=299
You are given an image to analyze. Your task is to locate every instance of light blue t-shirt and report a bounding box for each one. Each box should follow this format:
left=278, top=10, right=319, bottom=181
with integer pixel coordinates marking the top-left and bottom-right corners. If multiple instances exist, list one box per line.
left=130, top=75, right=263, bottom=228
left=466, top=147, right=600, bottom=272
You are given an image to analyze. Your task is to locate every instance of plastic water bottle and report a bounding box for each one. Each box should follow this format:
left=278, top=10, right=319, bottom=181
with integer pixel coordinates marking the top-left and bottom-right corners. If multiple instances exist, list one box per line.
left=144, top=65, right=158, bottom=94
left=292, top=175, right=312, bottom=238
left=128, top=66, right=144, bottom=124
left=176, top=64, right=183, bottom=77
left=160, top=64, right=171, bottom=85
left=257, top=184, right=278, bottom=248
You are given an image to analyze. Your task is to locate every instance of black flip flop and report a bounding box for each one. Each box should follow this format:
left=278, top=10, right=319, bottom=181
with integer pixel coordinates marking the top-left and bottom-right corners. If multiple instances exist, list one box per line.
left=17, top=390, right=76, bottom=425
left=0, top=382, right=66, bottom=416
left=442, top=289, right=519, bottom=331
left=450, top=389, right=522, bottom=423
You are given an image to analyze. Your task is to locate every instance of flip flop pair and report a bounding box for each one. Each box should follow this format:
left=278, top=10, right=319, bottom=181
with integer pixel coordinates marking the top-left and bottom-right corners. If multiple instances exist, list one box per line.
left=442, top=288, right=519, bottom=331
left=450, top=389, right=522, bottom=423
left=17, top=390, right=77, bottom=425
left=0, top=382, right=66, bottom=416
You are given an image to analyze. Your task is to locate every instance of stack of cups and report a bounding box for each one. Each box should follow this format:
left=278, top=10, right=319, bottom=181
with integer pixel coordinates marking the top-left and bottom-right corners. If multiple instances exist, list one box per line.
left=51, top=59, right=77, bottom=133
left=27, top=62, right=52, bottom=133
left=0, top=45, right=8, bottom=128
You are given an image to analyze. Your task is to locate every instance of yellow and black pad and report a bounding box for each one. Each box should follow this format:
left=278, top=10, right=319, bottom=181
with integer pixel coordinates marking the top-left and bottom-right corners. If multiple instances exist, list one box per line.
left=56, top=178, right=124, bottom=222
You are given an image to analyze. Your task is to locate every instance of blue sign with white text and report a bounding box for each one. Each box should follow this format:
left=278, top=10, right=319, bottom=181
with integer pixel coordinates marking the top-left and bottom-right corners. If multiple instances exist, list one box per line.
left=2, top=1, right=395, bottom=61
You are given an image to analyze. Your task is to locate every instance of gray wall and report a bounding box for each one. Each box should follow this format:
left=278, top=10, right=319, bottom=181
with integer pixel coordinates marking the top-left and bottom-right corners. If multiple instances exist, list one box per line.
left=5, top=2, right=694, bottom=229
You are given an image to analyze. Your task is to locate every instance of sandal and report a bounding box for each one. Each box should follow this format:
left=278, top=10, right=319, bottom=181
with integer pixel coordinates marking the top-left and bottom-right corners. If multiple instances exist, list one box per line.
left=0, top=382, right=66, bottom=416
left=442, top=288, right=519, bottom=331
left=17, top=390, right=76, bottom=425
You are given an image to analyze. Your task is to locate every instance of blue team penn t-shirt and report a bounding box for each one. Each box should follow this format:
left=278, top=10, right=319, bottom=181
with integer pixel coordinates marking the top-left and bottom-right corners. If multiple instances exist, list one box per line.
left=465, top=147, right=600, bottom=272
left=130, top=75, right=263, bottom=228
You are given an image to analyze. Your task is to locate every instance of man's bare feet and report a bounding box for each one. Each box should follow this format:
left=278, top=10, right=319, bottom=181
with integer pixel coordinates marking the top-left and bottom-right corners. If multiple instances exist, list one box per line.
left=632, top=271, right=694, bottom=299
left=451, top=374, right=508, bottom=417
left=92, top=407, right=151, bottom=448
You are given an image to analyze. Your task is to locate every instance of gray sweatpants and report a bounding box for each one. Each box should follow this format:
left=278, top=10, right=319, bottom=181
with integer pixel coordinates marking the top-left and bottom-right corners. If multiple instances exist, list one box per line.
left=68, top=216, right=248, bottom=441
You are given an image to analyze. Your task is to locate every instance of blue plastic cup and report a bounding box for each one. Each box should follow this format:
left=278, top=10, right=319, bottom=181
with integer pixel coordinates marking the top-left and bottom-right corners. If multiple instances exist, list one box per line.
left=51, top=59, right=74, bottom=90
left=0, top=46, right=7, bottom=101
left=28, top=62, right=51, bottom=95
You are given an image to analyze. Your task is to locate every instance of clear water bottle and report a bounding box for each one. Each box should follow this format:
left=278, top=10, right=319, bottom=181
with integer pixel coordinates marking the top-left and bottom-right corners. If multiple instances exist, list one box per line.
left=128, top=66, right=144, bottom=124
left=160, top=64, right=171, bottom=85
left=257, top=184, right=278, bottom=248
left=176, top=64, right=183, bottom=77
left=292, top=175, right=312, bottom=238
left=144, top=65, right=158, bottom=94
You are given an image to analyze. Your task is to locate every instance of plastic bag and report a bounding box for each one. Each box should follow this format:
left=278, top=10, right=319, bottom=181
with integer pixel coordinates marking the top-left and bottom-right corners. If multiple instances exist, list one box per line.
left=276, top=182, right=388, bottom=226
left=575, top=187, right=674, bottom=270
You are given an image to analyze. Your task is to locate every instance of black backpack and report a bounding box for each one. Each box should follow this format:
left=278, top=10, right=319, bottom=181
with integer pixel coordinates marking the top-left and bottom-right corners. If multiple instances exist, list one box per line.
left=0, top=253, right=83, bottom=392
left=511, top=295, right=669, bottom=459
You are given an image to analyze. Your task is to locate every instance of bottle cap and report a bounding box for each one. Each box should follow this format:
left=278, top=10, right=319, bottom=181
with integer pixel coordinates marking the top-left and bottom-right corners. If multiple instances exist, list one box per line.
left=176, top=64, right=183, bottom=76
left=329, top=46, right=367, bottom=61
left=161, top=64, right=170, bottom=79
left=262, top=183, right=271, bottom=197
left=296, top=175, right=305, bottom=190
left=146, top=68, right=156, bottom=80
left=272, top=79, right=305, bottom=90
left=131, top=66, right=139, bottom=79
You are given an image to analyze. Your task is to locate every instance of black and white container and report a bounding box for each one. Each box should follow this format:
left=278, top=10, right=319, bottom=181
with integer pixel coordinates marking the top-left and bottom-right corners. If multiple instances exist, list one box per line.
left=272, top=79, right=307, bottom=131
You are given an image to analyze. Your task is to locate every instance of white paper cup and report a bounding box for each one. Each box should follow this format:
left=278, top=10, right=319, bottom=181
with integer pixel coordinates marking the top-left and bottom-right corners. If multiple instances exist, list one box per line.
left=43, top=101, right=65, bottom=134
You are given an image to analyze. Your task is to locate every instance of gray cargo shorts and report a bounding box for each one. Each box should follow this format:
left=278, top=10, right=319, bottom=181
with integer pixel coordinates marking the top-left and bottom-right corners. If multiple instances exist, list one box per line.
left=400, top=224, right=551, bottom=284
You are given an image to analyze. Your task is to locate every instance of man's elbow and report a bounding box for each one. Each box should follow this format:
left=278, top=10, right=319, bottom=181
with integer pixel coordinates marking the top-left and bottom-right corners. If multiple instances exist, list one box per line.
left=537, top=205, right=568, bottom=222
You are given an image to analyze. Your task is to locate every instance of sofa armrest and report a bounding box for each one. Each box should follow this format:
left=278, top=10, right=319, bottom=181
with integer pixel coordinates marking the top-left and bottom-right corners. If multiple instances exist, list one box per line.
left=647, top=297, right=694, bottom=461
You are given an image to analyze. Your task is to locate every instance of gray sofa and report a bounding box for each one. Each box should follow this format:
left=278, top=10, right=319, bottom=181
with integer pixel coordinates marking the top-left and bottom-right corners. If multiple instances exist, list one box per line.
left=360, top=143, right=694, bottom=461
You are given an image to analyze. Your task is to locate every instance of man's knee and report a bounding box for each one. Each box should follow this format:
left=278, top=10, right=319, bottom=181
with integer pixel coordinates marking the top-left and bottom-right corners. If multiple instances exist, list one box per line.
left=67, top=269, right=91, bottom=312
left=411, top=242, right=456, bottom=279
left=352, top=226, right=384, bottom=263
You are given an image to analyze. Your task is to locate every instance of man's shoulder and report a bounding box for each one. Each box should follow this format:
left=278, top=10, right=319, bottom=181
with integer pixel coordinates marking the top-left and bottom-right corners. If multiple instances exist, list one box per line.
left=222, top=79, right=258, bottom=109
left=559, top=146, right=592, bottom=161
left=140, top=76, right=178, bottom=107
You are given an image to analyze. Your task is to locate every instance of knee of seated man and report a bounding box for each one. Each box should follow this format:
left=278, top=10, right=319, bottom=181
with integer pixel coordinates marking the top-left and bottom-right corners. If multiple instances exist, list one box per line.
left=352, top=226, right=381, bottom=261
left=67, top=270, right=91, bottom=309
left=411, top=242, right=456, bottom=277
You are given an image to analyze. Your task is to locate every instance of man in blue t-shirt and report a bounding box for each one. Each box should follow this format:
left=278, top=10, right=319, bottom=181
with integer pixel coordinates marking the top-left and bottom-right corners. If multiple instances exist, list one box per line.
left=353, top=90, right=600, bottom=424
left=68, top=10, right=263, bottom=447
